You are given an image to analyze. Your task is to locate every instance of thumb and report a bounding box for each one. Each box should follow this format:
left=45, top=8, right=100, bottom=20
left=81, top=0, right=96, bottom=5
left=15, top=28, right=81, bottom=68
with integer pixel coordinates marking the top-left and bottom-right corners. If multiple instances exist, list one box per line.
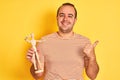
left=93, top=40, right=99, bottom=47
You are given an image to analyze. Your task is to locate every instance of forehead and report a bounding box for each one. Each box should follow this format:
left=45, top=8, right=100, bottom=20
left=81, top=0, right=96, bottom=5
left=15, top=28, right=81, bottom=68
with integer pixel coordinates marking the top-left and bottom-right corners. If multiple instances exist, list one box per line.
left=58, top=5, right=75, bottom=14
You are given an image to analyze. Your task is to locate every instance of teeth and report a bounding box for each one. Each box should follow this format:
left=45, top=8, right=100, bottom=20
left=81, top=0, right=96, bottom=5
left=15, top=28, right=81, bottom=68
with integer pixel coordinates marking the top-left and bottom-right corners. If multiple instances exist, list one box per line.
left=62, top=22, right=68, bottom=25
left=63, top=23, right=68, bottom=25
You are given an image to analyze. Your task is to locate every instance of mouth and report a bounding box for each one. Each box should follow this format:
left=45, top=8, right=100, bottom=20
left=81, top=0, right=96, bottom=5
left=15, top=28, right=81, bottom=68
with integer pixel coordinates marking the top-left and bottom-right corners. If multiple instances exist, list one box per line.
left=61, top=21, right=70, bottom=26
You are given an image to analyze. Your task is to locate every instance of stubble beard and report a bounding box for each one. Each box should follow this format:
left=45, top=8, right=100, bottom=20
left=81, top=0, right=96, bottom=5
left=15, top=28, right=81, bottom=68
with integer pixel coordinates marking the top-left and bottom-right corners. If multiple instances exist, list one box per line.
left=59, top=26, right=73, bottom=33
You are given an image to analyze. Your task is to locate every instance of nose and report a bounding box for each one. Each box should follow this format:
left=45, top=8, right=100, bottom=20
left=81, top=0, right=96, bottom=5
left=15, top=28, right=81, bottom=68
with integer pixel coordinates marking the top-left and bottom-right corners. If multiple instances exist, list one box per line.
left=63, top=15, right=68, bottom=21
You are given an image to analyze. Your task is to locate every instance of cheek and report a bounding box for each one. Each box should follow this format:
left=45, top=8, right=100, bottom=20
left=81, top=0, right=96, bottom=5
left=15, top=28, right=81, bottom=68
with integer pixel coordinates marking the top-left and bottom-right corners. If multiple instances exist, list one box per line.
left=58, top=19, right=63, bottom=25
left=59, top=18, right=64, bottom=22
left=57, top=19, right=62, bottom=26
left=58, top=16, right=65, bottom=21
left=71, top=19, right=76, bottom=24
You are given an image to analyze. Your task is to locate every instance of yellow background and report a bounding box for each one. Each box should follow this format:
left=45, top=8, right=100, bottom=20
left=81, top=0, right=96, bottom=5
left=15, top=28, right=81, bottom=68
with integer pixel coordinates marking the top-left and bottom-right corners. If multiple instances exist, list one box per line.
left=0, top=0, right=120, bottom=80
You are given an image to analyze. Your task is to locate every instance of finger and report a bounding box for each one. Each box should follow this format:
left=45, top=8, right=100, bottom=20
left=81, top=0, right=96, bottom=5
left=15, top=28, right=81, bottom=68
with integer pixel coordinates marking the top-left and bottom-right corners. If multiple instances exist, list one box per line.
left=28, top=49, right=34, bottom=54
left=27, top=49, right=35, bottom=58
left=28, top=47, right=35, bottom=52
left=27, top=52, right=33, bottom=57
left=93, top=40, right=99, bottom=47
left=26, top=53, right=33, bottom=59
left=26, top=54, right=33, bottom=61
left=29, top=47, right=34, bottom=51
left=26, top=56, right=31, bottom=60
left=26, top=53, right=35, bottom=63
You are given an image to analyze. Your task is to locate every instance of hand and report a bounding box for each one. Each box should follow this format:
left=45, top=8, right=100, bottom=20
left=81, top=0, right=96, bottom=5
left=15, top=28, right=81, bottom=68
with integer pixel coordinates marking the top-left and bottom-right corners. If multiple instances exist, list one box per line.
left=26, top=48, right=36, bottom=63
left=83, top=40, right=99, bottom=59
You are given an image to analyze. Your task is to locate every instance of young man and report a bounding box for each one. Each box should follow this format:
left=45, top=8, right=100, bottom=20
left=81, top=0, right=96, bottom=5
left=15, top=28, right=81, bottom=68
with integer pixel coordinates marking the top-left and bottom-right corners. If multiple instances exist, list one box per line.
left=27, top=3, right=99, bottom=80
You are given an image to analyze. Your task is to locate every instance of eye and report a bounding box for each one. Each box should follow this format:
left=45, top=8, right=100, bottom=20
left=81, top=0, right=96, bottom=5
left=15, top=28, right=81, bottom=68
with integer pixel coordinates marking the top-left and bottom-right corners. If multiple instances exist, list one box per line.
left=59, top=13, right=65, bottom=17
left=68, top=15, right=73, bottom=18
left=68, top=14, right=73, bottom=18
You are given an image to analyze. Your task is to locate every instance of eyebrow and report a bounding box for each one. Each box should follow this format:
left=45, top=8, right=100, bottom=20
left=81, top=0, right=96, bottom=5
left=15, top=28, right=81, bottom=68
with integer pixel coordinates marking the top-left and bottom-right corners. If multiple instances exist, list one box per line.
left=68, top=14, right=73, bottom=16
left=59, top=13, right=64, bottom=15
left=59, top=13, right=74, bottom=16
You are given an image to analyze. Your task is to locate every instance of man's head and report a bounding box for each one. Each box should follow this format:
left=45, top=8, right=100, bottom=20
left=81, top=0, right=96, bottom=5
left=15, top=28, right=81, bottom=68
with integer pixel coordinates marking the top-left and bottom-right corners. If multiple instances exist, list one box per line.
left=57, top=3, right=77, bottom=33
left=57, top=3, right=77, bottom=18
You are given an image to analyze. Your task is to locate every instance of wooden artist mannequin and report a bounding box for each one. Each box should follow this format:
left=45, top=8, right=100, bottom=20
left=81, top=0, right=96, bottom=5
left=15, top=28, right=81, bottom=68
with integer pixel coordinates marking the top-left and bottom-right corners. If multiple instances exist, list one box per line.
left=25, top=33, right=44, bottom=73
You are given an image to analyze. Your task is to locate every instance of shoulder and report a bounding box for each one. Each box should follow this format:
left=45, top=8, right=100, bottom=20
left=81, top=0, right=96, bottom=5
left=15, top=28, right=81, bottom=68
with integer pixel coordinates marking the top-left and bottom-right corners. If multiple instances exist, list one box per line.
left=37, top=33, right=56, bottom=48
left=37, top=32, right=57, bottom=43
left=41, top=32, right=57, bottom=40
left=75, top=33, right=91, bottom=43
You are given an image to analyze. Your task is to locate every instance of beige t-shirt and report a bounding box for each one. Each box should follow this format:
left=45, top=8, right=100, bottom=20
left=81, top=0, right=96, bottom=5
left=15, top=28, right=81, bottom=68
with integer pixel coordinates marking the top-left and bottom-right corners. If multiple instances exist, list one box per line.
left=38, top=32, right=90, bottom=80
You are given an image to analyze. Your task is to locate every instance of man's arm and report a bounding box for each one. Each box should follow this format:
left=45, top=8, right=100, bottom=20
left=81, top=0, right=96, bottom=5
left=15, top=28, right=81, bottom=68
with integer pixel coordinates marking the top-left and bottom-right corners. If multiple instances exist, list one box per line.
left=27, top=48, right=44, bottom=79
left=84, top=41, right=99, bottom=80
left=84, top=55, right=99, bottom=80
left=30, top=64, right=44, bottom=79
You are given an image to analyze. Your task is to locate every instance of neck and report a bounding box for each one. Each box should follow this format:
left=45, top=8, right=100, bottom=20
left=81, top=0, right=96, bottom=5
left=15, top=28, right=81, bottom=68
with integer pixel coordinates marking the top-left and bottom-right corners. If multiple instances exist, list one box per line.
left=57, top=31, right=74, bottom=39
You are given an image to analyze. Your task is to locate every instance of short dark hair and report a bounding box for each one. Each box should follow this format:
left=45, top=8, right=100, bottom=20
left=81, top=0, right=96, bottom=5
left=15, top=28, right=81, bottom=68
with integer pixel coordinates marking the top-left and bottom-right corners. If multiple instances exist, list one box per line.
left=57, top=3, right=77, bottom=18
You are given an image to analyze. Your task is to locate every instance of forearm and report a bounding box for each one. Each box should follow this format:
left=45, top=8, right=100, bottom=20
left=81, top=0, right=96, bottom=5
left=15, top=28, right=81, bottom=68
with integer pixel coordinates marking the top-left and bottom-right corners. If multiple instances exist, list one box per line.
left=30, top=64, right=44, bottom=79
left=85, top=58, right=99, bottom=80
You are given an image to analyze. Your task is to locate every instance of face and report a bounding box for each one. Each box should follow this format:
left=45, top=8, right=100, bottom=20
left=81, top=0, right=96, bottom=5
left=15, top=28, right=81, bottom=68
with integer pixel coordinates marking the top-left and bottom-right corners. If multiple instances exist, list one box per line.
left=57, top=5, right=77, bottom=33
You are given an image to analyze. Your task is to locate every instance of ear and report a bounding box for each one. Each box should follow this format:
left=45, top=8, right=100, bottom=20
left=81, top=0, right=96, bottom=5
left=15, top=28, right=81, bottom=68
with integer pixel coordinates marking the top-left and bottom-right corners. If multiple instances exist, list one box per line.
left=56, top=15, right=58, bottom=18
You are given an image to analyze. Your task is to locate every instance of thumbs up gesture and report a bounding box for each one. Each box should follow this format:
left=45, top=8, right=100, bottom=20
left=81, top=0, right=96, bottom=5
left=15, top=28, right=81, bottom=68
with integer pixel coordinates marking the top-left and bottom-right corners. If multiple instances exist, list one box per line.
left=83, top=40, right=99, bottom=60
